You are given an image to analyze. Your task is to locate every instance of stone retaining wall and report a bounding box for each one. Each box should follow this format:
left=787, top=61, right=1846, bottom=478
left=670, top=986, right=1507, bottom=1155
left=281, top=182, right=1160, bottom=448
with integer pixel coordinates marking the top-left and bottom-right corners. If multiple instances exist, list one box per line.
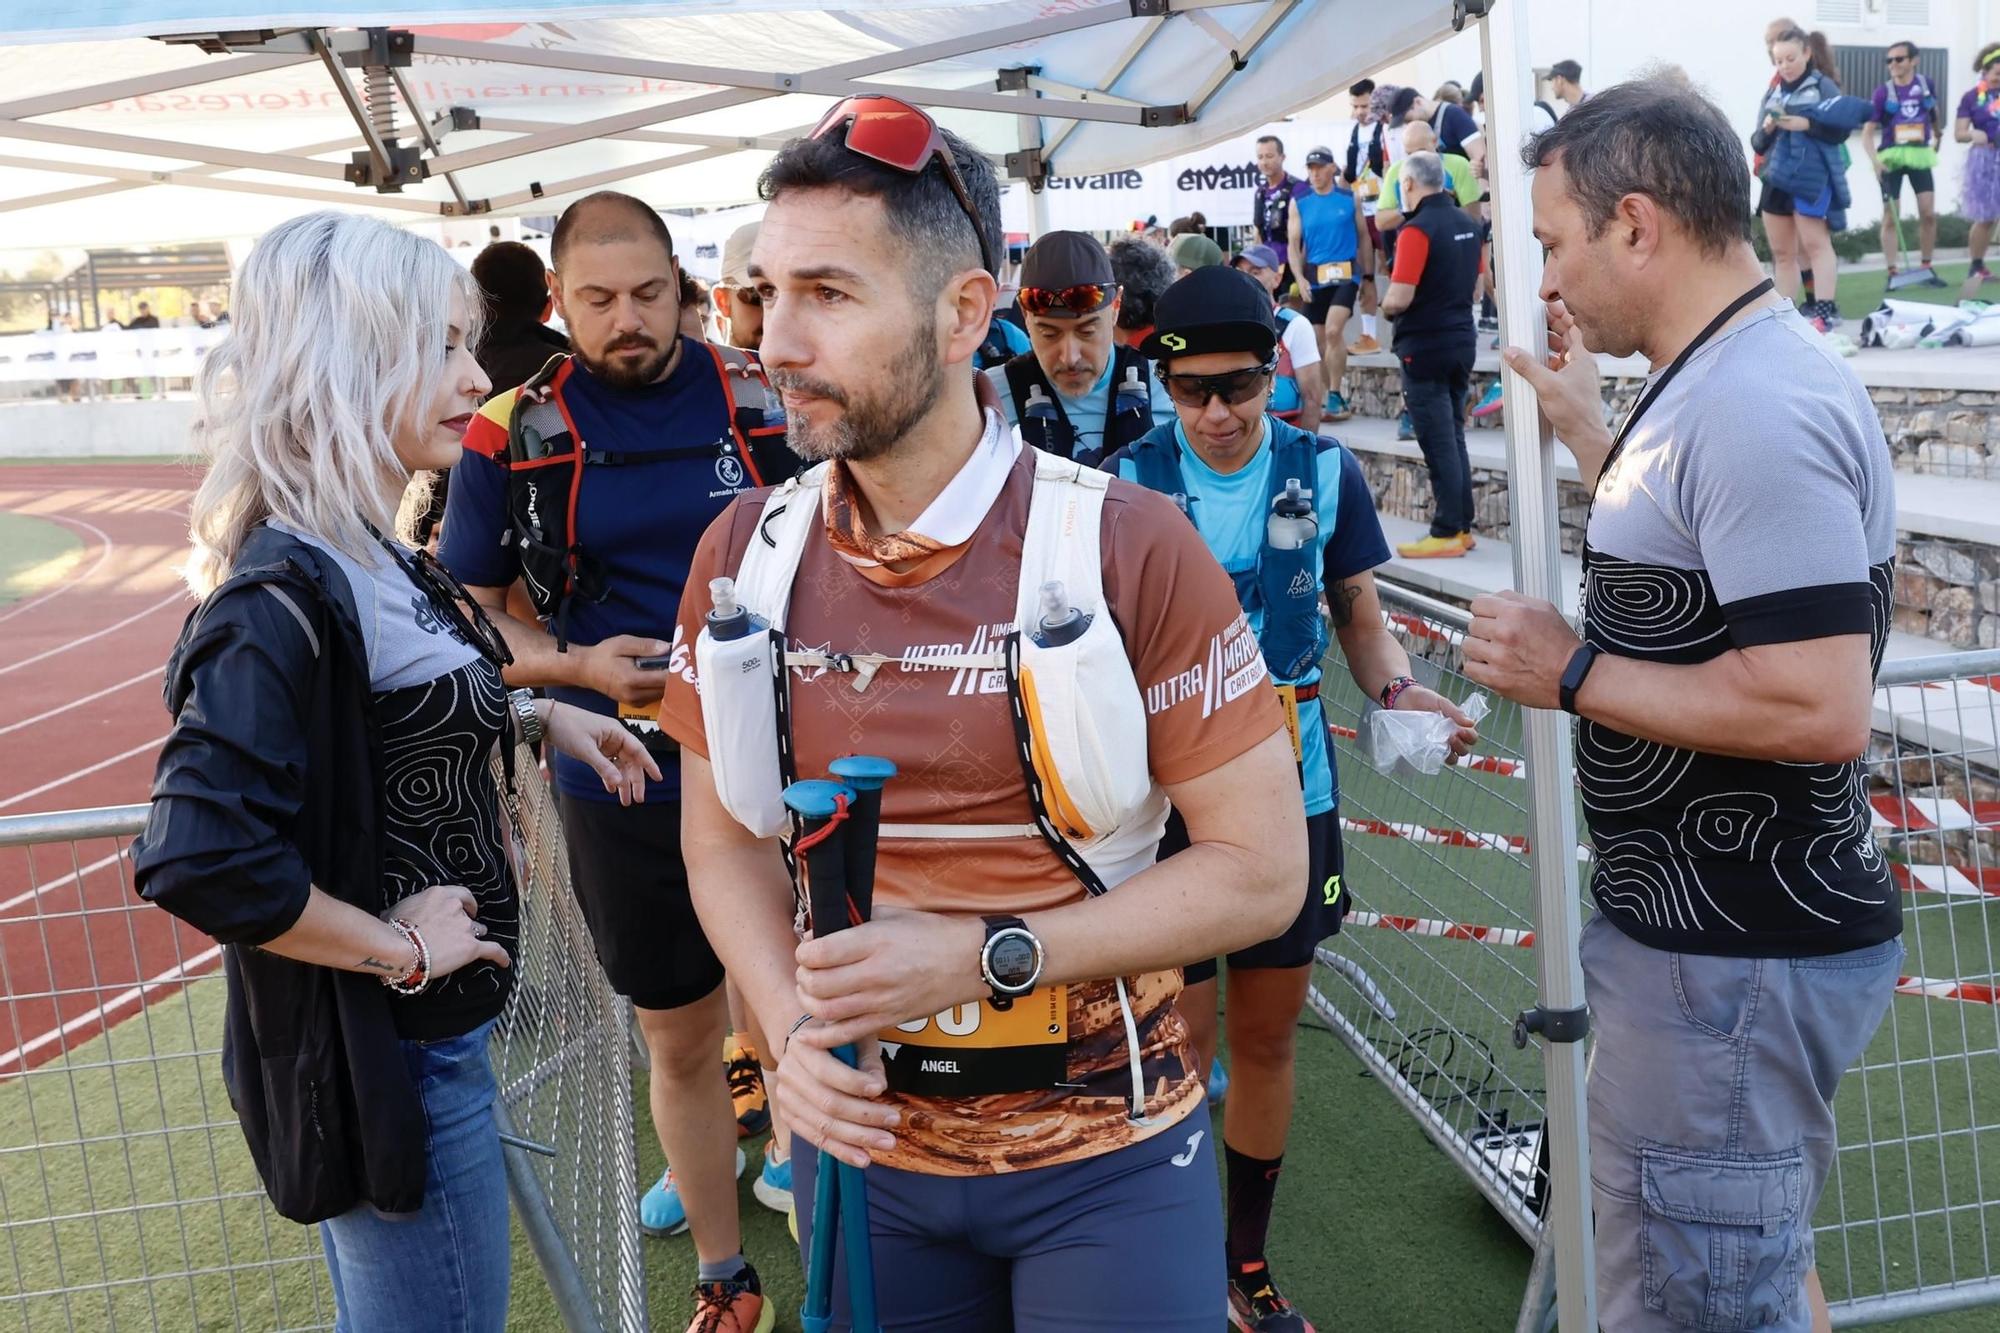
left=1338, top=366, right=2000, bottom=475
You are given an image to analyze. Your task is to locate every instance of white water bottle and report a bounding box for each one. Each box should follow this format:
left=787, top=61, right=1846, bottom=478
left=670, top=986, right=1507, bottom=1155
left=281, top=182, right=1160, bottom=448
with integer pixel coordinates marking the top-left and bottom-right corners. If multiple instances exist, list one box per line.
left=695, top=577, right=787, bottom=838
left=1266, top=479, right=1317, bottom=551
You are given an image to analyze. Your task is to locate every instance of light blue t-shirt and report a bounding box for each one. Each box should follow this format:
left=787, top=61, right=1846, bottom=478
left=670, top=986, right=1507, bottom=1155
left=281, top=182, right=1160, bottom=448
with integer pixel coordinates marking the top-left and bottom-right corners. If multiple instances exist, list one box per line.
left=1106, top=417, right=1391, bottom=815
left=986, top=355, right=1177, bottom=460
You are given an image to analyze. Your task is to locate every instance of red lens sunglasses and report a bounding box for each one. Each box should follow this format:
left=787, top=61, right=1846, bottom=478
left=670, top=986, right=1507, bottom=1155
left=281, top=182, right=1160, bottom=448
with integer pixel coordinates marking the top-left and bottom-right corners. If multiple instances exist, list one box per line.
left=809, top=95, right=996, bottom=276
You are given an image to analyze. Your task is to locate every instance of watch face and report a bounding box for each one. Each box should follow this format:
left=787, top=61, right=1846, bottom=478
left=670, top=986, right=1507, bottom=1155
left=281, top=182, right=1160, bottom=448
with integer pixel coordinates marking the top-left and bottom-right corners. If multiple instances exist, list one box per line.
left=988, top=931, right=1038, bottom=990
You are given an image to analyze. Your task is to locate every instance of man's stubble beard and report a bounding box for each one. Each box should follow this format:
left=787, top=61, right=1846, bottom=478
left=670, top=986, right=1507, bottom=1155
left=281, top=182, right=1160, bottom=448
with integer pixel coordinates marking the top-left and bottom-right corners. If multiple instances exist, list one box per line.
left=777, top=321, right=944, bottom=466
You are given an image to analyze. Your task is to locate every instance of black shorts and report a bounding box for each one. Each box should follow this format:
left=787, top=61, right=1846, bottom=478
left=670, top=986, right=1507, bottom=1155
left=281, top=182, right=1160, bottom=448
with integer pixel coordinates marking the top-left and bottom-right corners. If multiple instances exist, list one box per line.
left=558, top=793, right=725, bottom=1011
left=1757, top=182, right=1795, bottom=217
left=1169, top=808, right=1348, bottom=986
left=1881, top=166, right=1936, bottom=201
left=1306, top=282, right=1360, bottom=324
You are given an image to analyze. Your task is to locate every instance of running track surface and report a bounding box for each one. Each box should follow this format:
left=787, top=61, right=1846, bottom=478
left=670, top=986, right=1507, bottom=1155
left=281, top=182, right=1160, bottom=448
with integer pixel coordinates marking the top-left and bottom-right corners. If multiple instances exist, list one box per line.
left=0, top=462, right=208, bottom=1076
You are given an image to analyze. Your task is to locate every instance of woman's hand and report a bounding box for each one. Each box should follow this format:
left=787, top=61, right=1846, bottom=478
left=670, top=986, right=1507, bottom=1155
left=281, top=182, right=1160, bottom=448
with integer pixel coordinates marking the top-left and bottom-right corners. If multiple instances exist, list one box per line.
left=542, top=702, right=663, bottom=804
left=1393, top=684, right=1480, bottom=761
left=386, top=884, right=511, bottom=978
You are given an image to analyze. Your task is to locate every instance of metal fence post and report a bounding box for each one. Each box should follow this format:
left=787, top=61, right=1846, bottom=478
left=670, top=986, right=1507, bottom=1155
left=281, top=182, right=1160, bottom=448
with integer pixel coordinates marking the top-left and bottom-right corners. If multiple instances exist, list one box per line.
left=1478, top=5, right=1598, bottom=1327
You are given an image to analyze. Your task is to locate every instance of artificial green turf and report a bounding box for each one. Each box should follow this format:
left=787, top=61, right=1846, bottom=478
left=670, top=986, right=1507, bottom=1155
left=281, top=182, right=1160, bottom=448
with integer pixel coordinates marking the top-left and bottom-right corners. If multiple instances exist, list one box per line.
left=1833, top=262, right=1992, bottom=321
left=0, top=511, right=82, bottom=607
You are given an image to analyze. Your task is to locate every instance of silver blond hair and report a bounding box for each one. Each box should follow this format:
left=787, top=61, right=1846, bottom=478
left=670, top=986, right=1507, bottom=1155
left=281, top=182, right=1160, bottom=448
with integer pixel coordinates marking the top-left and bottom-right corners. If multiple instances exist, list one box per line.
left=185, top=211, right=480, bottom=595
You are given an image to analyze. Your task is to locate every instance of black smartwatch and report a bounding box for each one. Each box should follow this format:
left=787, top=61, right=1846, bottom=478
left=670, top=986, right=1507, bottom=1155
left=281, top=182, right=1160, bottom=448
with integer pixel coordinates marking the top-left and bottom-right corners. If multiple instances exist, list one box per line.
left=1559, top=644, right=1602, bottom=715
left=979, top=915, right=1045, bottom=1012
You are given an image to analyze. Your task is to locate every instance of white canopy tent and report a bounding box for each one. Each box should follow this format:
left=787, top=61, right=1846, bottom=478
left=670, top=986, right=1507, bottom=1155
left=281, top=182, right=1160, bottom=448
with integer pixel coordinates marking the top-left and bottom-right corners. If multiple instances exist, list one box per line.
left=1, top=1, right=1457, bottom=250
left=0, top=3, right=1596, bottom=1330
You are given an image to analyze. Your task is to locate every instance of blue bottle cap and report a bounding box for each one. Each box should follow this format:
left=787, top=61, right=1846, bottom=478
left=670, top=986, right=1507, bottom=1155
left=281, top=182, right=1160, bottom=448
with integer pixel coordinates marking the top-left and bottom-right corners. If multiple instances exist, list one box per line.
left=828, top=755, right=898, bottom=791
left=782, top=779, right=857, bottom=820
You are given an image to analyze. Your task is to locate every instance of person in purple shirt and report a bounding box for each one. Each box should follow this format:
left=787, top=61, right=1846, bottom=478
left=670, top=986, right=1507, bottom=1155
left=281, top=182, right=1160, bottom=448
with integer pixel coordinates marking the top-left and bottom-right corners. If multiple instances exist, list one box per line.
left=1867, top=41, right=1945, bottom=289
left=1250, top=134, right=1309, bottom=291
left=1957, top=43, right=2000, bottom=297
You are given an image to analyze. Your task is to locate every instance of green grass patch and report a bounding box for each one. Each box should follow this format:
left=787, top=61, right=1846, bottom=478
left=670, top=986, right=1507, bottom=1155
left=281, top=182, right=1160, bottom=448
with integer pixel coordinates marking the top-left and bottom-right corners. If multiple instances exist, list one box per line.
left=1834, top=263, right=1988, bottom=321
left=0, top=511, right=82, bottom=608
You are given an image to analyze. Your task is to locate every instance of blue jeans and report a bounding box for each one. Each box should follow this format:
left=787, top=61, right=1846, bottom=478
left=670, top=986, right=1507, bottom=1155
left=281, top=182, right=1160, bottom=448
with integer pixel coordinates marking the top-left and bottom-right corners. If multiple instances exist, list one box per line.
left=320, top=1021, right=510, bottom=1332
left=1581, top=916, right=1903, bottom=1332
left=1400, top=358, right=1474, bottom=536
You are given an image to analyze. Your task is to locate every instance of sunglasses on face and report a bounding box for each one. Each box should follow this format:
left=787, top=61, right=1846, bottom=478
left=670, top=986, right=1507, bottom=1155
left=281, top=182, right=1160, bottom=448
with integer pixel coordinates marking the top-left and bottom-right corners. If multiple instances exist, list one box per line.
left=1160, top=361, right=1276, bottom=409
left=1019, top=283, right=1117, bottom=318
left=809, top=95, right=995, bottom=276
left=1887, top=55, right=1913, bottom=66
left=726, top=285, right=762, bottom=308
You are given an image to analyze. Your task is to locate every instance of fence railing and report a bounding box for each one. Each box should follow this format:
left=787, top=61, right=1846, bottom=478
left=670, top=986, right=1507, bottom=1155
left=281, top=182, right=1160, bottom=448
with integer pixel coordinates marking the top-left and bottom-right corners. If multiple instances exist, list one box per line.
left=0, top=740, right=643, bottom=1332
left=1307, top=581, right=2000, bottom=1328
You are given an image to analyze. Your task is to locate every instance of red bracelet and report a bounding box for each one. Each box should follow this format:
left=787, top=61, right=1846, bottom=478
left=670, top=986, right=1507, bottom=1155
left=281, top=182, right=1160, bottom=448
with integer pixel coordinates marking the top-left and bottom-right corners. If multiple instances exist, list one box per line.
left=382, top=917, right=432, bottom=995
left=1380, top=675, right=1419, bottom=711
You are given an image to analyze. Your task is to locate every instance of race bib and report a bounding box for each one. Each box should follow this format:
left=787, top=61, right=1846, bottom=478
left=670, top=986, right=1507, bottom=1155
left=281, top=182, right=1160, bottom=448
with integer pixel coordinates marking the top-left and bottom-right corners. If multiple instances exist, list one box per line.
left=879, top=985, right=1068, bottom=1097
left=1275, top=682, right=1305, bottom=763
left=1356, top=175, right=1382, bottom=201
left=1894, top=121, right=1927, bottom=145
left=1315, top=261, right=1353, bottom=285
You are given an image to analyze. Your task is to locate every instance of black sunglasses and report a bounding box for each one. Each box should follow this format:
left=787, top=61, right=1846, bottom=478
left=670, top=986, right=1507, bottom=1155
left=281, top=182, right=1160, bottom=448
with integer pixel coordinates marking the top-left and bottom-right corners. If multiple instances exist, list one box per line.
left=727, top=285, right=763, bottom=308
left=1160, top=360, right=1277, bottom=409
left=1886, top=54, right=1913, bottom=65
left=375, top=532, right=515, bottom=670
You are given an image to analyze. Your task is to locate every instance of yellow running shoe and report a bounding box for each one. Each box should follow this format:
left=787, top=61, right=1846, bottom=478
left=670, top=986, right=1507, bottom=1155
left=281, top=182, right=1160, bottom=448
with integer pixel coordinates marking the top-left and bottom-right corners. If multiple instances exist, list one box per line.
left=1395, top=533, right=1472, bottom=560
left=725, top=1036, right=771, bottom=1138
left=1348, top=333, right=1383, bottom=355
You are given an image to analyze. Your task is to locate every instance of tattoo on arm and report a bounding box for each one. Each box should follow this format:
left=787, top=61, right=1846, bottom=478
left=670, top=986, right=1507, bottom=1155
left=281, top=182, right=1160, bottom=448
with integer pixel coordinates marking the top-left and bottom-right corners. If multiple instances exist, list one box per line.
left=1328, top=579, right=1363, bottom=629
left=357, top=955, right=400, bottom=975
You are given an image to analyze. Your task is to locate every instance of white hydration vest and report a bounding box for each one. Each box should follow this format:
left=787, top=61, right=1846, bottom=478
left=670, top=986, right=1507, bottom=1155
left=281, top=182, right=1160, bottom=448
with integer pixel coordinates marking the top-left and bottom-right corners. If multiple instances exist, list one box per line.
left=694, top=450, right=1171, bottom=1117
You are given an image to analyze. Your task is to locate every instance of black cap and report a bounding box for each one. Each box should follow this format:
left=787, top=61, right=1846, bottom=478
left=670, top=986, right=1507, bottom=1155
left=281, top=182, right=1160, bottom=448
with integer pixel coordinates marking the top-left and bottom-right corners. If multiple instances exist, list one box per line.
left=1020, top=230, right=1114, bottom=298
left=1140, top=266, right=1277, bottom=363
left=1304, top=146, right=1335, bottom=167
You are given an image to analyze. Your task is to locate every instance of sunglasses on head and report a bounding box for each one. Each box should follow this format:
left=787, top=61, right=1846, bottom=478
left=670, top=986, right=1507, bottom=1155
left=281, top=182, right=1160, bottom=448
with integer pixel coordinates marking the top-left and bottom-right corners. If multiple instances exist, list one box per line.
left=1160, top=360, right=1277, bottom=409
left=809, top=95, right=995, bottom=276
left=1019, top=283, right=1117, bottom=318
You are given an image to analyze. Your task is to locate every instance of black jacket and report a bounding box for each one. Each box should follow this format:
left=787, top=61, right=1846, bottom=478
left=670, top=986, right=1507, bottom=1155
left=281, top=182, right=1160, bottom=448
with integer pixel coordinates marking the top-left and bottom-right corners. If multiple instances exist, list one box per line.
left=1393, top=192, right=1483, bottom=371
left=132, top=524, right=426, bottom=1224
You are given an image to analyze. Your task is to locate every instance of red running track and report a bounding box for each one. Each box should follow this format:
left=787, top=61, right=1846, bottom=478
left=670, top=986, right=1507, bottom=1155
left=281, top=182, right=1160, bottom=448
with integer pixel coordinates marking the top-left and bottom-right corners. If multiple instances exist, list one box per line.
left=0, top=462, right=215, bottom=1076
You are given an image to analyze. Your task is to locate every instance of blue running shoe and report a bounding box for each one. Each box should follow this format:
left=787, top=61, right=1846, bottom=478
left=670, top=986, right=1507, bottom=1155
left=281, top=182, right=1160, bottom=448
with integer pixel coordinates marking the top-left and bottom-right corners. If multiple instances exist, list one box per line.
left=1396, top=411, right=1416, bottom=441
left=752, top=1144, right=792, bottom=1215
left=640, top=1146, right=745, bottom=1237
left=1207, top=1059, right=1230, bottom=1105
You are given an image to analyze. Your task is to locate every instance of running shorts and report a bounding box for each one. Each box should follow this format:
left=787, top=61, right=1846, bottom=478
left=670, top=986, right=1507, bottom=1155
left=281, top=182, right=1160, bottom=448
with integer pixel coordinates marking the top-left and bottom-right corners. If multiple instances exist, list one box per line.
left=1174, top=808, right=1348, bottom=987
left=558, top=794, right=725, bottom=1011
left=1881, top=166, right=1936, bottom=200
left=1305, top=282, right=1360, bottom=324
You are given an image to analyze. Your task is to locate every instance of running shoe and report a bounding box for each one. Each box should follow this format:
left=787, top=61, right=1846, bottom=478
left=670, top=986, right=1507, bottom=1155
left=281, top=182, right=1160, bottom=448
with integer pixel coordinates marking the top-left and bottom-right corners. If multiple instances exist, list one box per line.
left=640, top=1147, right=746, bottom=1237
left=1395, top=533, right=1472, bottom=560
left=725, top=1037, right=771, bottom=1138
left=687, top=1261, right=776, bottom=1333
left=1396, top=411, right=1415, bottom=441
left=1920, top=267, right=1950, bottom=288
left=1885, top=266, right=1916, bottom=291
left=1470, top=382, right=1504, bottom=418
left=1348, top=333, right=1383, bottom=354
left=1808, top=300, right=1841, bottom=334
left=1207, top=1059, right=1230, bottom=1105
left=1324, top=391, right=1354, bottom=422
left=752, top=1142, right=792, bottom=1215
left=1228, top=1259, right=1315, bottom=1333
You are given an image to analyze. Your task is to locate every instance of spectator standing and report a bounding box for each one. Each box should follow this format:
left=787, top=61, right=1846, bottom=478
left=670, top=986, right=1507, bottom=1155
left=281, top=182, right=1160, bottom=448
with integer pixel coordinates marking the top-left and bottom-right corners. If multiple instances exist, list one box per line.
left=712, top=222, right=764, bottom=351
left=1230, top=242, right=1325, bottom=432
left=1548, top=59, right=1588, bottom=111
left=1108, top=235, right=1176, bottom=348
left=1373, top=121, right=1480, bottom=233
left=1867, top=41, right=1946, bottom=289
left=127, top=301, right=159, bottom=330
left=1380, top=152, right=1481, bottom=560
left=1404, top=88, right=1486, bottom=176
left=1957, top=43, right=2000, bottom=298
left=1168, top=230, right=1226, bottom=276
left=1250, top=135, right=1308, bottom=286
left=1476, top=76, right=1901, bottom=1333
left=1752, top=23, right=1868, bottom=334
left=468, top=240, right=569, bottom=395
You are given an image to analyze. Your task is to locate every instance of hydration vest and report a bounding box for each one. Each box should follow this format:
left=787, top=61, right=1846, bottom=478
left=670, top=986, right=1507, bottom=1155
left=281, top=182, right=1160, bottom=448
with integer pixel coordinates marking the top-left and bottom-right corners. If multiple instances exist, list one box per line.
left=475, top=344, right=792, bottom=647
left=974, top=314, right=1031, bottom=372
left=697, top=447, right=1173, bottom=1119
left=1125, top=417, right=1331, bottom=687
left=1269, top=307, right=1306, bottom=423
left=1002, top=344, right=1154, bottom=467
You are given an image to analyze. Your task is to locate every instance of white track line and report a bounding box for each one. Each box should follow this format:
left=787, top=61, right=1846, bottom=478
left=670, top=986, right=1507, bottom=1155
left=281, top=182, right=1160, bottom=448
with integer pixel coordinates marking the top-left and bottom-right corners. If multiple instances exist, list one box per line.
left=0, top=850, right=124, bottom=916
left=0, top=666, right=164, bottom=740
left=0, top=943, right=223, bottom=1075
left=0, top=512, right=113, bottom=626
left=0, top=589, right=184, bottom=678
left=0, top=735, right=166, bottom=812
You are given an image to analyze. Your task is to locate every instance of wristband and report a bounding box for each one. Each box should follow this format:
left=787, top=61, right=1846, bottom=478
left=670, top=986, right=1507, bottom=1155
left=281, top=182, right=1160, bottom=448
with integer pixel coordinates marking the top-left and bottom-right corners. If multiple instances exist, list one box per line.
left=1379, top=675, right=1419, bottom=711
left=783, top=1012, right=815, bottom=1055
left=382, top=917, right=432, bottom=995
left=1559, top=644, right=1602, bottom=715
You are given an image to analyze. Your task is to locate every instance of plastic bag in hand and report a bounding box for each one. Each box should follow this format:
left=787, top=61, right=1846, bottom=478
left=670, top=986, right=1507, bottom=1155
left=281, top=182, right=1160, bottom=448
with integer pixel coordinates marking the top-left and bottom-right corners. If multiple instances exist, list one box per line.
left=1363, top=692, right=1490, bottom=777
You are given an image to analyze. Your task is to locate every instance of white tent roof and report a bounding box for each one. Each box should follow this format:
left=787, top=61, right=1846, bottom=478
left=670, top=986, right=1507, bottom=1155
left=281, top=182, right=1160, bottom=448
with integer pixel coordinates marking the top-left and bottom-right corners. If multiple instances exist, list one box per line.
left=0, top=1, right=1459, bottom=249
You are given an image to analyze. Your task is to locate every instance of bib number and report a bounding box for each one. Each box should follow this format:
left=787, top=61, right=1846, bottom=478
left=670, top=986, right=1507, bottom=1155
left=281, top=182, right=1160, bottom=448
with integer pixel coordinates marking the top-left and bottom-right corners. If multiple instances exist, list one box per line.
left=1356, top=176, right=1382, bottom=201
left=1315, top=261, right=1352, bottom=285
left=1275, top=683, right=1305, bottom=764
left=1893, top=121, right=1927, bottom=146
left=879, top=985, right=1068, bottom=1097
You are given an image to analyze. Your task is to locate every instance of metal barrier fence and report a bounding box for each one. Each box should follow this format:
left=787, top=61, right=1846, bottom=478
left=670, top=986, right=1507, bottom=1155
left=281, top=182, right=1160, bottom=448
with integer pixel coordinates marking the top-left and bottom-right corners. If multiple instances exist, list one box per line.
left=1307, top=581, right=2000, bottom=1328
left=0, top=739, right=643, bottom=1331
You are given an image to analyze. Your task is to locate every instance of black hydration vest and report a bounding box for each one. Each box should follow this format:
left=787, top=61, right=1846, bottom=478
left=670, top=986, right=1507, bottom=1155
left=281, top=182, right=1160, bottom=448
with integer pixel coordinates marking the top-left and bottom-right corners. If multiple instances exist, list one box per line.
left=1001, top=344, right=1154, bottom=467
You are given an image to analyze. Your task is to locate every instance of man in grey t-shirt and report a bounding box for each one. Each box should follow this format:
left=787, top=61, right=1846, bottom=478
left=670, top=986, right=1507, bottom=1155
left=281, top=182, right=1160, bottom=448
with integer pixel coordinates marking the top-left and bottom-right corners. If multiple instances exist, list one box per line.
left=1463, top=77, right=1902, bottom=1332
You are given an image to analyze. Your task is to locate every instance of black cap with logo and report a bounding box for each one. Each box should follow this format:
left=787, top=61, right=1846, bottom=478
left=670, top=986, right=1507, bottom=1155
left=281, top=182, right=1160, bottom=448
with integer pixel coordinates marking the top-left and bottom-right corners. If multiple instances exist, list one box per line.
left=1304, top=146, right=1336, bottom=167
left=1139, top=265, right=1278, bottom=363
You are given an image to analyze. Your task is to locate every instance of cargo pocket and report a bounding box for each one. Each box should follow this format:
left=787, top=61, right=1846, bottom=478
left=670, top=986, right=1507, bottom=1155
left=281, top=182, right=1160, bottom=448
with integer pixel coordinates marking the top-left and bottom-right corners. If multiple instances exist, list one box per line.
left=1640, top=1143, right=1804, bottom=1330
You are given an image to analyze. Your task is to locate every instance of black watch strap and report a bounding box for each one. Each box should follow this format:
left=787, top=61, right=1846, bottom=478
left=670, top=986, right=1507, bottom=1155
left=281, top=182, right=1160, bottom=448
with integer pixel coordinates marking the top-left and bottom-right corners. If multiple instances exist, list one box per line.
left=1559, top=644, right=1602, bottom=715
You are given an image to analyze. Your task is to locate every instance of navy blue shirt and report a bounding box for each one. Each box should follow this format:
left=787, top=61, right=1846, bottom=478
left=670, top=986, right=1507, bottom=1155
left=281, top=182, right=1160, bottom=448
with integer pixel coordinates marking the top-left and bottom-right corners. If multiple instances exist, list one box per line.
left=440, top=338, right=765, bottom=801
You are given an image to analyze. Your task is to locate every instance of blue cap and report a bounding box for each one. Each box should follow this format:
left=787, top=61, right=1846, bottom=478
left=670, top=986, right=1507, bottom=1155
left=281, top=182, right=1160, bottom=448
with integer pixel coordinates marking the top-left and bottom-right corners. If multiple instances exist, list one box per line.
left=782, top=779, right=856, bottom=820
left=828, top=756, right=898, bottom=791
left=1233, top=242, right=1283, bottom=272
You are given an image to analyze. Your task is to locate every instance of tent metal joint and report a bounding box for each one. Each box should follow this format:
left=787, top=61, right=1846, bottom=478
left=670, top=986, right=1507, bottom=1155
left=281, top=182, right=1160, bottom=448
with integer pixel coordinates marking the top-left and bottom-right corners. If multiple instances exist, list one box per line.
left=995, top=66, right=1038, bottom=93
left=1004, top=147, right=1046, bottom=186
left=335, top=26, right=413, bottom=71
left=344, top=142, right=426, bottom=191
left=1452, top=0, right=1494, bottom=33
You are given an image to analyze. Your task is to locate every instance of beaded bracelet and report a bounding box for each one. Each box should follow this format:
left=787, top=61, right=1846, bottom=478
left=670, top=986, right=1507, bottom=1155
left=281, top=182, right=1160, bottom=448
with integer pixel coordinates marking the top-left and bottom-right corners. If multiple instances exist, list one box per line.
left=382, top=918, right=433, bottom=996
left=1380, top=675, right=1420, bottom=711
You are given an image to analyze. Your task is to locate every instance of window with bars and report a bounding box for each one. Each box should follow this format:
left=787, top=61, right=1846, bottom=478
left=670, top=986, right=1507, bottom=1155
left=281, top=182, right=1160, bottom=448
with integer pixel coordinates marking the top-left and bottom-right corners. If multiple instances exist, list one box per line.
left=1834, top=42, right=1949, bottom=111
left=1815, top=0, right=1862, bottom=23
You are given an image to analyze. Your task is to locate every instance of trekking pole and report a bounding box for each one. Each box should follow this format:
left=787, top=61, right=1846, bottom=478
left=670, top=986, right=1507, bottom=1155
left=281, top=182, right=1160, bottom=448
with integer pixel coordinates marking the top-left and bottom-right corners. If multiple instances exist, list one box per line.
left=784, top=777, right=880, bottom=1333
